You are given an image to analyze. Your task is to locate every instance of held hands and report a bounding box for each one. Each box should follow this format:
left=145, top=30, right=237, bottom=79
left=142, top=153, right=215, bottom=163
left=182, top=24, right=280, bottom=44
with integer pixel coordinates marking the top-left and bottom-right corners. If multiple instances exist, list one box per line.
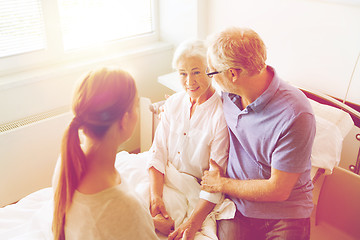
left=150, top=195, right=169, bottom=218
left=150, top=195, right=175, bottom=236
left=168, top=218, right=201, bottom=240
left=153, top=214, right=175, bottom=236
left=201, top=159, right=225, bottom=193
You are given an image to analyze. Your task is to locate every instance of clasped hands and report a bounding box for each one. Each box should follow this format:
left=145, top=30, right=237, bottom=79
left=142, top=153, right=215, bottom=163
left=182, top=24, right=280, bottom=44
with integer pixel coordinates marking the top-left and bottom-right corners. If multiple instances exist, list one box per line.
left=150, top=159, right=224, bottom=240
left=150, top=196, right=199, bottom=240
left=150, top=195, right=174, bottom=236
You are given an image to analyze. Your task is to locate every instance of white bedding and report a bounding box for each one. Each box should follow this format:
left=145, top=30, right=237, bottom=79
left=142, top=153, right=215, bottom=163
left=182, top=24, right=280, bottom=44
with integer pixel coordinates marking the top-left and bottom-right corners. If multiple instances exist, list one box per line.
left=0, top=188, right=53, bottom=239
left=114, top=151, right=236, bottom=240
left=0, top=151, right=236, bottom=240
left=309, top=99, right=354, bottom=177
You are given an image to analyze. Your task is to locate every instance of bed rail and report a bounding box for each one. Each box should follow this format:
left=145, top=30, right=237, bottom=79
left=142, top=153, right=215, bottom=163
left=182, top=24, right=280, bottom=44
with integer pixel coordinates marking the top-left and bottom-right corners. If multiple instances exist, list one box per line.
left=298, top=86, right=360, bottom=128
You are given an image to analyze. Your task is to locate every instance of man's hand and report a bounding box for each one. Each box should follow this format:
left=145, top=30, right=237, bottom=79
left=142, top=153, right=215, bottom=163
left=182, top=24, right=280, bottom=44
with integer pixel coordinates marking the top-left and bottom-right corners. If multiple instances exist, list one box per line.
left=201, top=159, right=225, bottom=193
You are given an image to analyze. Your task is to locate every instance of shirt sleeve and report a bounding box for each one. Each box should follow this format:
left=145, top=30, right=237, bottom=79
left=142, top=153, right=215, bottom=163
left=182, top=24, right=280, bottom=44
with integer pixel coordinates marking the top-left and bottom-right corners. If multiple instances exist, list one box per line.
left=147, top=100, right=171, bottom=174
left=200, top=109, right=230, bottom=204
left=272, top=112, right=316, bottom=173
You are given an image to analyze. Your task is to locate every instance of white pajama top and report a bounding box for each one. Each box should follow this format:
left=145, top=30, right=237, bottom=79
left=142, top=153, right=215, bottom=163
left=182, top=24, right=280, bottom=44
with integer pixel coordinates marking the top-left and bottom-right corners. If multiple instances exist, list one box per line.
left=148, top=91, right=229, bottom=204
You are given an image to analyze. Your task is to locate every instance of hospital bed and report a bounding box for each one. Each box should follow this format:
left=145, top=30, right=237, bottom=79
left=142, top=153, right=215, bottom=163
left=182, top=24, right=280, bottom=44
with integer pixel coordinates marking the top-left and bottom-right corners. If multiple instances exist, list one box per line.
left=0, top=85, right=360, bottom=239
left=138, top=85, right=360, bottom=240
left=297, top=87, right=360, bottom=240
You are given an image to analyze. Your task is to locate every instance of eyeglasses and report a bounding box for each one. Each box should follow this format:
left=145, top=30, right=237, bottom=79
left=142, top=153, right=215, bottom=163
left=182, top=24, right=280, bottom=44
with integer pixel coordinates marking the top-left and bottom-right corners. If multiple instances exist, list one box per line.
left=206, top=67, right=223, bottom=78
left=206, top=68, right=243, bottom=78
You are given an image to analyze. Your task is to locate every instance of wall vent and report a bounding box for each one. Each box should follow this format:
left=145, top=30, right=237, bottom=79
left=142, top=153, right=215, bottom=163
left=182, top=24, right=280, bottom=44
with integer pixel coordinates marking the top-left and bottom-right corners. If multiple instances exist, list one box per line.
left=0, top=106, right=70, bottom=133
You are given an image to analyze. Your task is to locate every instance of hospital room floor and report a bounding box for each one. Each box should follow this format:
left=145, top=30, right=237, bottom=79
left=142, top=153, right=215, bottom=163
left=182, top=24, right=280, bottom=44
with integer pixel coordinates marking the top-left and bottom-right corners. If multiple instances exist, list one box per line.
left=310, top=209, right=355, bottom=240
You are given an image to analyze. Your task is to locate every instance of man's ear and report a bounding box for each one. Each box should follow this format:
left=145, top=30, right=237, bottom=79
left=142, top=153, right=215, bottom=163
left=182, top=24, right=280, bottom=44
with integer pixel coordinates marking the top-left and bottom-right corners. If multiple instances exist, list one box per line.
left=229, top=68, right=240, bottom=83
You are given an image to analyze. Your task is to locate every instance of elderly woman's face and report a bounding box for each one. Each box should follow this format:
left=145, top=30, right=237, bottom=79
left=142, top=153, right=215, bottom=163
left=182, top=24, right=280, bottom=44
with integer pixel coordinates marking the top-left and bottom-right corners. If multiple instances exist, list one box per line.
left=177, top=56, right=212, bottom=102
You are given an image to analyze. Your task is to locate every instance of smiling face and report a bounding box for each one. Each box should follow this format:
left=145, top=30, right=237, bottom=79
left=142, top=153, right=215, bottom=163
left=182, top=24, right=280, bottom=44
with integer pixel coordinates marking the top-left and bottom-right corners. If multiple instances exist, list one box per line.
left=177, top=55, right=213, bottom=103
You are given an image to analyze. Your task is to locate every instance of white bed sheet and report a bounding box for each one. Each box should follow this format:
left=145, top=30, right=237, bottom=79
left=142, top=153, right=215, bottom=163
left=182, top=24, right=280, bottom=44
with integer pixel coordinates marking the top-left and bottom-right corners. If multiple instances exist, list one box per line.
left=0, top=151, right=235, bottom=240
left=115, top=151, right=236, bottom=240
left=0, top=188, right=53, bottom=240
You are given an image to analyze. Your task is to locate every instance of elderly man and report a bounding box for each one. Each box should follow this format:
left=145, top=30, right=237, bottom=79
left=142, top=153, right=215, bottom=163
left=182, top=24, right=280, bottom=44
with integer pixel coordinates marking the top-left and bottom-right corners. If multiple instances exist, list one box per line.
left=201, top=27, right=316, bottom=240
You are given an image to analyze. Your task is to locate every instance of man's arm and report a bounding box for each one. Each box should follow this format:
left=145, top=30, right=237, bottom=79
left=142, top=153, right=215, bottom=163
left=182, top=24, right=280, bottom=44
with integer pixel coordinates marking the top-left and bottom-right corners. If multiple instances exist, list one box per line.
left=201, top=159, right=300, bottom=202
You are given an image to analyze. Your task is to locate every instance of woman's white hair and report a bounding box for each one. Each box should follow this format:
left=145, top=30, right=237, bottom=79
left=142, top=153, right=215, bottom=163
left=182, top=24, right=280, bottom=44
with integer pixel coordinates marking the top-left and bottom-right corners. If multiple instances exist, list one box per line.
left=172, top=39, right=207, bottom=69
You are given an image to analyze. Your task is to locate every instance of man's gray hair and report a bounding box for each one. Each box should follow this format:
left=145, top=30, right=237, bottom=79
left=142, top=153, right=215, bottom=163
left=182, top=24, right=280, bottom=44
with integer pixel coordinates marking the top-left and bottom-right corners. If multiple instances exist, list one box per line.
left=207, top=27, right=267, bottom=76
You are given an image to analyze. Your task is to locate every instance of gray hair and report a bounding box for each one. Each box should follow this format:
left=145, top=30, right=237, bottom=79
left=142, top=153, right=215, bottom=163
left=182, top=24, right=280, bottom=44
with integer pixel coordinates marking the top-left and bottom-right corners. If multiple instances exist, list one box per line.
left=172, top=39, right=207, bottom=69
left=207, top=27, right=267, bottom=76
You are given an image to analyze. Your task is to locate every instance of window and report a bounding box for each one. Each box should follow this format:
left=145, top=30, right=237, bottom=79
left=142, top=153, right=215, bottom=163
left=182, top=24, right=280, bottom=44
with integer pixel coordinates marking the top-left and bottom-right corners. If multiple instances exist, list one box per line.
left=58, top=0, right=153, bottom=51
left=0, top=0, right=46, bottom=58
left=0, top=0, right=156, bottom=76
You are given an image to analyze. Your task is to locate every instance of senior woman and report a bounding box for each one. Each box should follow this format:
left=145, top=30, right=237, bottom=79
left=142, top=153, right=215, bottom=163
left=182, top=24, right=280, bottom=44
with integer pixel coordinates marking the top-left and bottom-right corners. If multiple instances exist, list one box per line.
left=148, top=40, right=229, bottom=239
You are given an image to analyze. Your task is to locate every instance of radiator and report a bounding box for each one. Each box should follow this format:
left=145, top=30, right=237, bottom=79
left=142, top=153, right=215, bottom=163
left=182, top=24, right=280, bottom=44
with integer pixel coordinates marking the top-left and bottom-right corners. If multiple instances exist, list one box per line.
left=0, top=107, right=72, bottom=207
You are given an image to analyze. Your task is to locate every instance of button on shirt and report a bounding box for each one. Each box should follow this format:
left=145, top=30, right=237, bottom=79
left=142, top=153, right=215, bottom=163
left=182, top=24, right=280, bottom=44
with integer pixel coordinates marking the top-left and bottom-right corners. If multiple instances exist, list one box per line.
left=148, top=91, right=229, bottom=204
left=222, top=66, right=316, bottom=219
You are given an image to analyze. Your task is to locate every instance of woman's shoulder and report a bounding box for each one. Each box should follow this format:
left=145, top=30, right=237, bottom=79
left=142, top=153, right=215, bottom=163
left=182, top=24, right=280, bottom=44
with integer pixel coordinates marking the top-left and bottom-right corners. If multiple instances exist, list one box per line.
left=108, top=183, right=141, bottom=203
left=162, top=91, right=187, bottom=113
left=166, top=91, right=187, bottom=104
left=73, top=183, right=148, bottom=219
left=80, top=184, right=158, bottom=239
left=72, top=182, right=136, bottom=204
left=103, top=185, right=159, bottom=238
left=205, top=92, right=225, bottom=114
left=211, top=91, right=224, bottom=105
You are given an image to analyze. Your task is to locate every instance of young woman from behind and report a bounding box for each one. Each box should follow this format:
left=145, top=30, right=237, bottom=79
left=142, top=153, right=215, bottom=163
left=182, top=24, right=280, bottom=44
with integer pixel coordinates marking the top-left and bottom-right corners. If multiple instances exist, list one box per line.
left=52, top=67, right=158, bottom=240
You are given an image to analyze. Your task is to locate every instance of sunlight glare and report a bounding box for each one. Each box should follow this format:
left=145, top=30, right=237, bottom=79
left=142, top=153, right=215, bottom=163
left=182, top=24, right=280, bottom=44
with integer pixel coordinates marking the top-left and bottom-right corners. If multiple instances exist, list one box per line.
left=58, top=0, right=152, bottom=51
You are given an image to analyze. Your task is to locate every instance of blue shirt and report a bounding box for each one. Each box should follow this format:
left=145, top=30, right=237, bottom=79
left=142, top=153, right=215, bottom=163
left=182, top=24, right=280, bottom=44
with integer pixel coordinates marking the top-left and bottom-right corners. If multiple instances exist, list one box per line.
left=222, top=66, right=316, bottom=219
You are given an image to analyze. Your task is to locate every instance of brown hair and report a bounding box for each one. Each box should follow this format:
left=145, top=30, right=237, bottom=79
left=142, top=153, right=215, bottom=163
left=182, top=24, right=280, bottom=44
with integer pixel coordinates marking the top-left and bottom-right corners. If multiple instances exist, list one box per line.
left=207, top=27, right=267, bottom=76
left=52, top=67, right=137, bottom=240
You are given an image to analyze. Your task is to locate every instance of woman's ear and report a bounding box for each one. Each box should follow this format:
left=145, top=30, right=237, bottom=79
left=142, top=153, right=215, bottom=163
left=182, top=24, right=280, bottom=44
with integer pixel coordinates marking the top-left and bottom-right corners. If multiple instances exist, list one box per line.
left=119, top=112, right=129, bottom=130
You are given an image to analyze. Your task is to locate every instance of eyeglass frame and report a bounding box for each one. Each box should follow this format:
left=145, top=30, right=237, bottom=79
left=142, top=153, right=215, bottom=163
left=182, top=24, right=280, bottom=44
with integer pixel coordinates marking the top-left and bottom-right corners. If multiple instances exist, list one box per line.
left=206, top=67, right=223, bottom=78
left=206, top=67, right=242, bottom=78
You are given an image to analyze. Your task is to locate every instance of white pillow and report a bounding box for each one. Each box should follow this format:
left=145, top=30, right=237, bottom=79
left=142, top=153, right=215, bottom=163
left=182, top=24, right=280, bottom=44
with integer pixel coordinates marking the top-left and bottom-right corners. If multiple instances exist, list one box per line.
left=309, top=99, right=354, bottom=174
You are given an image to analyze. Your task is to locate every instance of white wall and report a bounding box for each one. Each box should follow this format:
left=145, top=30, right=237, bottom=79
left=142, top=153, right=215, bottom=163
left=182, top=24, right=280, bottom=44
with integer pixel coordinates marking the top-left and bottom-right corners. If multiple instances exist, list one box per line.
left=0, top=0, right=207, bottom=126
left=2, top=0, right=359, bottom=147
left=202, top=0, right=360, bottom=104
left=0, top=43, right=175, bottom=153
left=158, top=0, right=210, bottom=45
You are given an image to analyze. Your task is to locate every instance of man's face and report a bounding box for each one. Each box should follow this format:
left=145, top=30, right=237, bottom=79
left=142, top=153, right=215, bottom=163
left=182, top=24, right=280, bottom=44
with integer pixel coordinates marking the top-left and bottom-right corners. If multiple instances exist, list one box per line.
left=207, top=56, right=230, bottom=92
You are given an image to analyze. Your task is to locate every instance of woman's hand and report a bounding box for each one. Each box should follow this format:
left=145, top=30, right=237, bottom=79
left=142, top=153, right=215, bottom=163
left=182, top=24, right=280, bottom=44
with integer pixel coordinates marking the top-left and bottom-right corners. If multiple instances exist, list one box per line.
left=167, top=218, right=201, bottom=240
left=150, top=195, right=169, bottom=218
left=150, top=195, right=175, bottom=236
left=153, top=214, right=175, bottom=236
